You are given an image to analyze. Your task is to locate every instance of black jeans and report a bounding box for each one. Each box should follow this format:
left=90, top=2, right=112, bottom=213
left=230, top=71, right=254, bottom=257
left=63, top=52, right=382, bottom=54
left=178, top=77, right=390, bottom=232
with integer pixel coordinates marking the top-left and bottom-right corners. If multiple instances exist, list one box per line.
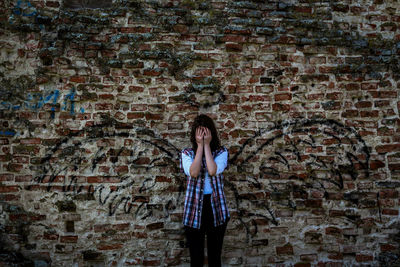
left=184, top=194, right=228, bottom=267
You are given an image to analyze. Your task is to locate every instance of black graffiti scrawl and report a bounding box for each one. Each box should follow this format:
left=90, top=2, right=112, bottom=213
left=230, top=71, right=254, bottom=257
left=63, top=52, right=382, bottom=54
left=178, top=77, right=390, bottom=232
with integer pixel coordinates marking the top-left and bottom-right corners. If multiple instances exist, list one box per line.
left=227, top=118, right=371, bottom=242
left=29, top=115, right=184, bottom=219
left=30, top=117, right=372, bottom=243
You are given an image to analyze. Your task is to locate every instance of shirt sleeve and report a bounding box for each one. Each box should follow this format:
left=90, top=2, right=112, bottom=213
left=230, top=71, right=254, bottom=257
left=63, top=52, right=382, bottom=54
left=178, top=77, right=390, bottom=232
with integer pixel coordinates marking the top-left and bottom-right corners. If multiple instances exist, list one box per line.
left=215, top=147, right=228, bottom=176
left=181, top=149, right=194, bottom=177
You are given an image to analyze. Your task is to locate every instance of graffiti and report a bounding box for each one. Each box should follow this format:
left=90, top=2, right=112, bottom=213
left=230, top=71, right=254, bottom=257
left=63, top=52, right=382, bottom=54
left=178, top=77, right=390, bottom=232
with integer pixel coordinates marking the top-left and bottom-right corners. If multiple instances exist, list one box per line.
left=12, top=0, right=37, bottom=17
left=0, top=130, right=17, bottom=137
left=8, top=0, right=45, bottom=30
left=0, top=88, right=85, bottom=118
left=30, top=116, right=183, bottom=219
left=228, top=118, right=371, bottom=242
left=30, top=117, right=373, bottom=243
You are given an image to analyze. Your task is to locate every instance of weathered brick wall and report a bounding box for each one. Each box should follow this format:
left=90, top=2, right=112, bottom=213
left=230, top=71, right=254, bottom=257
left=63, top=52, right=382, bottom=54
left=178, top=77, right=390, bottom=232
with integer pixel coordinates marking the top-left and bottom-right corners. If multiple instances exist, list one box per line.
left=1, top=0, right=399, bottom=266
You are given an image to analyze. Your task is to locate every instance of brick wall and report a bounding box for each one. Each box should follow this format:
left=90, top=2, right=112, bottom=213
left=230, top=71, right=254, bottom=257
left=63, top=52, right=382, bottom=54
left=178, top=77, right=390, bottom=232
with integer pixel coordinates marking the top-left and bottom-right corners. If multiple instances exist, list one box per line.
left=0, top=0, right=399, bottom=266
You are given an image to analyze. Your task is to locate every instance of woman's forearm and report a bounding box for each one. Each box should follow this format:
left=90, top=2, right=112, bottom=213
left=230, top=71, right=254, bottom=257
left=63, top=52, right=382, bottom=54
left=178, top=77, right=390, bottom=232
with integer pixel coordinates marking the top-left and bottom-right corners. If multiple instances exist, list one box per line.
left=204, top=144, right=217, bottom=176
left=190, top=144, right=204, bottom=177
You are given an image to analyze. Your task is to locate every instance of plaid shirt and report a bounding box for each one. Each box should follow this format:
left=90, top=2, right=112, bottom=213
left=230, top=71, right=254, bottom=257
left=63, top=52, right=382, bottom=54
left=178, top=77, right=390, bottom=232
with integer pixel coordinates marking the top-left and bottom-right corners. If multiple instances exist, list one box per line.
left=180, top=146, right=230, bottom=229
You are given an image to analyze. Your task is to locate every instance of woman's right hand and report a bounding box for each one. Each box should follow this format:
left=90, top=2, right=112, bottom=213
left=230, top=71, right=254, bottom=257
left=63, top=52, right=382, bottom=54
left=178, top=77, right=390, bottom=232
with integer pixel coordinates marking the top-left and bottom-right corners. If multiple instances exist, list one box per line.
left=195, top=127, right=204, bottom=146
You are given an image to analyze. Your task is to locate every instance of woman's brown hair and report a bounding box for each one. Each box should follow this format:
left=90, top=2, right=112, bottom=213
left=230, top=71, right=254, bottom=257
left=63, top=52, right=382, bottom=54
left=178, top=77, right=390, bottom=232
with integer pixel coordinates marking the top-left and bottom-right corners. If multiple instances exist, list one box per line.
left=190, top=114, right=221, bottom=154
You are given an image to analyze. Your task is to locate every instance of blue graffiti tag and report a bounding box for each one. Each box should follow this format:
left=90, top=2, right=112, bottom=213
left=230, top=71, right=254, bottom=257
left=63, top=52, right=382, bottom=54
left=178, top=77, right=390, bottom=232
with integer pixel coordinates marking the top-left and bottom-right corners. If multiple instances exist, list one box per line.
left=0, top=130, right=17, bottom=136
left=12, top=0, right=37, bottom=17
left=62, top=88, right=76, bottom=115
left=9, top=0, right=44, bottom=30
left=0, top=89, right=84, bottom=118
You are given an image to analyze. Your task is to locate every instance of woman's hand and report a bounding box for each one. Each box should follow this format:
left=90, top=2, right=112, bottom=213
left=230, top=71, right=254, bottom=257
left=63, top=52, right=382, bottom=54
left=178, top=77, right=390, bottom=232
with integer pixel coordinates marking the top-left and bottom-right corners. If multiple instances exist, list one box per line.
left=203, top=127, right=212, bottom=145
left=195, top=127, right=204, bottom=146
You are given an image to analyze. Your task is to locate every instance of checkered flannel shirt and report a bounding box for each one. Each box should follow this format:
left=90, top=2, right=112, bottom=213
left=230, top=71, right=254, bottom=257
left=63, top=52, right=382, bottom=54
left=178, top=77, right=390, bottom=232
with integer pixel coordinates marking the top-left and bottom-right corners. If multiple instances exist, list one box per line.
left=180, top=146, right=230, bottom=229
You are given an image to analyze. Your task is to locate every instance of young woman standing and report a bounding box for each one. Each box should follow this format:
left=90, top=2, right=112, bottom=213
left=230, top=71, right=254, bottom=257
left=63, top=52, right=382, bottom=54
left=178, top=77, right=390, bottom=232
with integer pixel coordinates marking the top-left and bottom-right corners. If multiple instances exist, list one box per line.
left=180, top=114, right=230, bottom=267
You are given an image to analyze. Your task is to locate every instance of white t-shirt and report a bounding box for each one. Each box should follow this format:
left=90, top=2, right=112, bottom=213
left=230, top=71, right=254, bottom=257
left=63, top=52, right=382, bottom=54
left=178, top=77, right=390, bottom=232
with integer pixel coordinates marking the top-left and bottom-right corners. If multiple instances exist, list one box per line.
left=181, top=147, right=228, bottom=194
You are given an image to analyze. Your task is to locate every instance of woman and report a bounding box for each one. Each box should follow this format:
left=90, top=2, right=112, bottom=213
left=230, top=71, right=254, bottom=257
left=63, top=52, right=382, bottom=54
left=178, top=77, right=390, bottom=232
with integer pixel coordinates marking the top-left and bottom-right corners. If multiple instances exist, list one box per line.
left=180, top=114, right=230, bottom=267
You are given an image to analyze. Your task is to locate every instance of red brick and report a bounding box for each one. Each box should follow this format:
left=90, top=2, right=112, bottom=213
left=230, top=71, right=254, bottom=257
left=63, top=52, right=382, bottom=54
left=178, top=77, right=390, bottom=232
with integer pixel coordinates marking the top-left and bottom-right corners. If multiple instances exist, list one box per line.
left=225, top=43, right=243, bottom=51
left=355, top=254, right=373, bottom=262
left=379, top=189, right=398, bottom=198
left=360, top=110, right=379, bottom=117
left=370, top=160, right=385, bottom=170
left=43, top=233, right=59, bottom=240
left=95, top=103, right=113, bottom=110
left=0, top=174, right=14, bottom=182
left=97, top=243, right=123, bottom=250
left=276, top=243, right=293, bottom=255
left=328, top=253, right=343, bottom=260
left=376, top=144, right=400, bottom=153
left=272, top=103, right=290, bottom=111
left=60, top=236, right=78, bottom=243
left=300, top=254, right=317, bottom=261
left=120, top=27, right=151, bottom=33
left=143, top=69, right=162, bottom=76
left=389, top=164, right=400, bottom=170
left=345, top=83, right=360, bottom=90
left=294, top=263, right=311, bottom=267
left=380, top=243, right=397, bottom=252
left=382, top=209, right=398, bottom=215
left=69, top=76, right=85, bottom=83
left=219, top=104, right=237, bottom=111
left=0, top=186, right=19, bottom=193
left=145, top=113, right=163, bottom=120
left=325, top=227, right=342, bottom=236
left=275, top=93, right=292, bottom=101
left=355, top=101, right=372, bottom=108
left=342, top=110, right=358, bottom=118
left=143, top=260, right=161, bottom=266
left=369, top=91, right=397, bottom=98
left=305, top=199, right=322, bottom=208
left=127, top=112, right=144, bottom=119
left=173, top=25, right=189, bottom=34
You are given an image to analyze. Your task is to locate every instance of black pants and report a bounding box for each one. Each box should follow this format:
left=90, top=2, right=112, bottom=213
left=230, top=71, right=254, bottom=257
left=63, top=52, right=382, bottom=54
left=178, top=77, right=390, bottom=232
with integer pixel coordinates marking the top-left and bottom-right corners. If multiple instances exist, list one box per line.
left=184, top=194, right=228, bottom=267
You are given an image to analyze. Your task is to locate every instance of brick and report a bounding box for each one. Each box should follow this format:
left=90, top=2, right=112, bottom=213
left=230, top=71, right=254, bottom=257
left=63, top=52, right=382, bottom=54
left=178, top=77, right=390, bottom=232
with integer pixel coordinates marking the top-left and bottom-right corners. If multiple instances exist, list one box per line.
left=342, top=110, right=358, bottom=118
left=272, top=103, right=290, bottom=111
left=355, top=101, right=372, bottom=108
left=69, top=76, right=85, bottom=83
left=300, top=254, right=317, bottom=261
left=380, top=243, right=397, bottom=252
left=143, top=259, right=161, bottom=266
left=146, top=222, right=164, bottom=230
left=276, top=243, right=293, bottom=255
left=97, top=243, right=123, bottom=250
left=355, top=254, right=373, bottom=262
left=226, top=43, right=243, bottom=51
left=369, top=91, right=397, bottom=98
left=60, top=236, right=78, bottom=243
left=382, top=209, right=398, bottom=215
left=376, top=144, right=400, bottom=153
left=360, top=110, right=379, bottom=117
left=325, top=227, right=342, bottom=236
left=274, top=93, right=292, bottom=101
left=379, top=189, right=398, bottom=198
left=0, top=186, right=19, bottom=193
left=219, top=104, right=237, bottom=111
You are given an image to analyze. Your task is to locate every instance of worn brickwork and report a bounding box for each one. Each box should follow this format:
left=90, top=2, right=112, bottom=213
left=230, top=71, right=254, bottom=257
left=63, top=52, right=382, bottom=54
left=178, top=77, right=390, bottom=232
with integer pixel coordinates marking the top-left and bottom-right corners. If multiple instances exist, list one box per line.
left=0, top=0, right=400, bottom=266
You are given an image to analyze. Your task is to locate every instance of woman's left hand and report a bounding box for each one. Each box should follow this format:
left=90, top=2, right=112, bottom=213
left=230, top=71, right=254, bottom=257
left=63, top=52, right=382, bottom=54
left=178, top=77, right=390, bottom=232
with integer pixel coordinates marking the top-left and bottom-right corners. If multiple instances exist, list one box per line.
left=203, top=127, right=212, bottom=145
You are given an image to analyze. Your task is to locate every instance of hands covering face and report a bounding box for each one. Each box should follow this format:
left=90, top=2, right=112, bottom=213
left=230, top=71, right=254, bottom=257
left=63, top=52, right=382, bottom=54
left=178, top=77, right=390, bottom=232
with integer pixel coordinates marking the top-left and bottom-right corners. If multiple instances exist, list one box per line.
left=195, top=126, right=212, bottom=146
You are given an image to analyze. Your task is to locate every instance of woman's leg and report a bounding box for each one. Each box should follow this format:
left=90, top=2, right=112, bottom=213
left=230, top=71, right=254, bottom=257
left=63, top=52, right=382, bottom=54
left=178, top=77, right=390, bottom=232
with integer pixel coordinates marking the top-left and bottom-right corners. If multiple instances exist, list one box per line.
left=206, top=221, right=227, bottom=267
left=184, top=226, right=205, bottom=267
